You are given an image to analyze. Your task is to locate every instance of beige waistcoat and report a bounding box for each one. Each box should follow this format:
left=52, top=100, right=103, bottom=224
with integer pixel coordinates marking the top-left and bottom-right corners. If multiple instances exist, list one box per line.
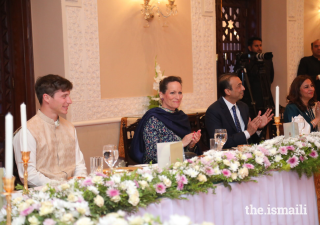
left=27, top=110, right=76, bottom=180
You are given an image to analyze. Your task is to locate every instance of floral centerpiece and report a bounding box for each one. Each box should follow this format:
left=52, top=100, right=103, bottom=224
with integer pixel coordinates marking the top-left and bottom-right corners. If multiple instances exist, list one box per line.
left=147, top=58, right=167, bottom=109
left=2, top=133, right=320, bottom=224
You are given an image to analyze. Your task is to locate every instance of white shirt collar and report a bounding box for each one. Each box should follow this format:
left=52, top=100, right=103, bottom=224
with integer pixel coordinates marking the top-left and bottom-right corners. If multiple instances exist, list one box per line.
left=222, top=97, right=237, bottom=111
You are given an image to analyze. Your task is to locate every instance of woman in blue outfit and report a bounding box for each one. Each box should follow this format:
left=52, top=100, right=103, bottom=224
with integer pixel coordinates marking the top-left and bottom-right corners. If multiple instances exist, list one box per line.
left=284, top=75, right=320, bottom=132
left=130, top=76, right=202, bottom=164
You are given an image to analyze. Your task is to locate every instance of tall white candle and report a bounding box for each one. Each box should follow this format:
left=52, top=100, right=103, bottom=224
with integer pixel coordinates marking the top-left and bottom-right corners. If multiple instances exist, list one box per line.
left=275, top=86, right=279, bottom=117
left=5, top=113, right=13, bottom=178
left=20, top=103, right=27, bottom=152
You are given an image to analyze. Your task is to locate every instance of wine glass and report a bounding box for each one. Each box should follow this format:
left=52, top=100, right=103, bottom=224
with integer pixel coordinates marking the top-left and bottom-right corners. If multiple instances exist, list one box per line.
left=214, top=129, right=228, bottom=151
left=103, top=145, right=119, bottom=174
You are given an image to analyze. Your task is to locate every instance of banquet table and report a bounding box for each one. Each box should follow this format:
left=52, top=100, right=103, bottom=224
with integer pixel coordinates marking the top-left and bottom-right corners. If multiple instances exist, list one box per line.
left=133, top=171, right=319, bottom=225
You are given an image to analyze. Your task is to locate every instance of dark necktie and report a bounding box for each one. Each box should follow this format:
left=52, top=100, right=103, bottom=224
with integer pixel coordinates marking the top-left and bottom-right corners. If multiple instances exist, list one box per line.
left=232, top=105, right=242, bottom=133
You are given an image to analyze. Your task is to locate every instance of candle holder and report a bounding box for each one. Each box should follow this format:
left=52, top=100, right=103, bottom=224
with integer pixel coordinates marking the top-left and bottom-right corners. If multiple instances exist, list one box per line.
left=21, top=151, right=30, bottom=194
left=2, top=176, right=15, bottom=225
left=273, top=116, right=282, bottom=136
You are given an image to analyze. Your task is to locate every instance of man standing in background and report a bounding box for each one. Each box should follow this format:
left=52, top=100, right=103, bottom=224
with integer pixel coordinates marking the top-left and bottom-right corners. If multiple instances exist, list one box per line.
left=297, top=39, right=320, bottom=100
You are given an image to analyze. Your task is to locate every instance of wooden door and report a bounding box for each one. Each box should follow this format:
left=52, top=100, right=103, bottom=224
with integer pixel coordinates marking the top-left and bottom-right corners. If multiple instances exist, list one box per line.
left=0, top=0, right=35, bottom=167
left=216, top=0, right=261, bottom=87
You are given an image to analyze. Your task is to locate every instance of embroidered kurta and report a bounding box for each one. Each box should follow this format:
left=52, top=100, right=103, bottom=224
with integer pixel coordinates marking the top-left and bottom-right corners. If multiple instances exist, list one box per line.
left=13, top=110, right=87, bottom=187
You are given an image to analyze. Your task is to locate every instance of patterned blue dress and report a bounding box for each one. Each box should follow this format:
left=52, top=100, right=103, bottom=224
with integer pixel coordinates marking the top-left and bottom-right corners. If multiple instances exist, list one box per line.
left=142, top=107, right=196, bottom=163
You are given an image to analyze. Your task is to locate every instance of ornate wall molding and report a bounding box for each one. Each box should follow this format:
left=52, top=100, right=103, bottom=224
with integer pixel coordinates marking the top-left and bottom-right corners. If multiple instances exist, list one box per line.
left=63, top=0, right=216, bottom=123
left=287, top=0, right=304, bottom=89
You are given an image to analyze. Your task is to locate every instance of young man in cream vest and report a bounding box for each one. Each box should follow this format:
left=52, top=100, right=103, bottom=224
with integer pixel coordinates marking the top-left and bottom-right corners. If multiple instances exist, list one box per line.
left=13, top=74, right=87, bottom=187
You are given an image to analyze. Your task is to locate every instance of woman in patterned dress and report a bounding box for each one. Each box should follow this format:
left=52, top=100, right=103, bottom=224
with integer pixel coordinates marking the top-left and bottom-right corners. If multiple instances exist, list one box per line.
left=130, top=76, right=202, bottom=164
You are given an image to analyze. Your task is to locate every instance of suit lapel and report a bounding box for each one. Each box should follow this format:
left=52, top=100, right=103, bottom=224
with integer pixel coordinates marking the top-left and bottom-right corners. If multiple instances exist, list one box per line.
left=238, top=102, right=248, bottom=129
left=219, top=98, right=238, bottom=133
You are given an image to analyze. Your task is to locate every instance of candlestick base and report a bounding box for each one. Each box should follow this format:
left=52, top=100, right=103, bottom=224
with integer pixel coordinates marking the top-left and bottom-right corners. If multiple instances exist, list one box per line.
left=21, top=151, right=30, bottom=194
left=273, top=116, right=282, bottom=137
left=3, top=176, right=15, bottom=225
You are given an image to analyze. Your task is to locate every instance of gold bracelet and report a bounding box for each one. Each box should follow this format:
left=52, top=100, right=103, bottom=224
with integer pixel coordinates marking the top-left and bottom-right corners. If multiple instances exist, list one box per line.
left=311, top=120, right=316, bottom=127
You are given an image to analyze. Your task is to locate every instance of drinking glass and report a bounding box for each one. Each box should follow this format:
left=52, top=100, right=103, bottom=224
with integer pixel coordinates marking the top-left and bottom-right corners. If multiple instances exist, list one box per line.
left=210, top=138, right=218, bottom=150
left=90, top=156, right=103, bottom=175
left=103, top=145, right=119, bottom=174
left=214, top=129, right=228, bottom=151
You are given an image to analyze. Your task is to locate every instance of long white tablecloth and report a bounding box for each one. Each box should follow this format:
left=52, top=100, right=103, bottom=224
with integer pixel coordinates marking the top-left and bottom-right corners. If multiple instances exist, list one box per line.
left=134, top=171, right=319, bottom=225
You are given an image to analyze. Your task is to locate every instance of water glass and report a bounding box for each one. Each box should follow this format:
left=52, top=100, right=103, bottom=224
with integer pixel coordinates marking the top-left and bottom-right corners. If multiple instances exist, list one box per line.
left=214, top=129, right=228, bottom=151
left=103, top=145, right=119, bottom=174
left=210, top=138, right=218, bottom=150
left=90, top=156, right=103, bottom=174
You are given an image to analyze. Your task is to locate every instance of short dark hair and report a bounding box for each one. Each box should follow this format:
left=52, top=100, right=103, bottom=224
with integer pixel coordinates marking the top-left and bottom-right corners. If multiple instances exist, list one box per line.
left=287, top=75, right=317, bottom=112
left=159, top=76, right=182, bottom=94
left=35, top=74, right=73, bottom=105
left=218, top=73, right=238, bottom=97
left=311, top=39, right=320, bottom=48
left=248, top=37, right=262, bottom=47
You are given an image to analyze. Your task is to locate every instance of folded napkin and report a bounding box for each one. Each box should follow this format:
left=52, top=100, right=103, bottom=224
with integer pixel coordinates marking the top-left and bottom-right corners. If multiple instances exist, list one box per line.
left=292, top=115, right=310, bottom=135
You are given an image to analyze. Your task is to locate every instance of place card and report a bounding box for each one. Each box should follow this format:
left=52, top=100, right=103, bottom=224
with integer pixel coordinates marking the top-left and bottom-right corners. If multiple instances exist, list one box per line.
left=283, top=122, right=299, bottom=138
left=157, top=141, right=183, bottom=169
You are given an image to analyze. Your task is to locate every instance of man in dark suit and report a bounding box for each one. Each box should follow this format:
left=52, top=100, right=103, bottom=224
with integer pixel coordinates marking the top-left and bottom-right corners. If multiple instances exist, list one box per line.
left=297, top=39, right=320, bottom=100
left=206, top=73, right=273, bottom=149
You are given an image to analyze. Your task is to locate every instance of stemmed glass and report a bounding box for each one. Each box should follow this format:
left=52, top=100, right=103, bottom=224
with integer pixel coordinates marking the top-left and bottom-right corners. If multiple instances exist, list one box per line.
left=103, top=145, right=119, bottom=175
left=214, top=129, right=228, bottom=151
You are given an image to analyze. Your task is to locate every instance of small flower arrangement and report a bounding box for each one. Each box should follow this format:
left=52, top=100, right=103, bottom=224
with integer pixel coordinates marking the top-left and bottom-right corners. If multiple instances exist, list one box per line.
left=147, top=58, right=167, bottom=109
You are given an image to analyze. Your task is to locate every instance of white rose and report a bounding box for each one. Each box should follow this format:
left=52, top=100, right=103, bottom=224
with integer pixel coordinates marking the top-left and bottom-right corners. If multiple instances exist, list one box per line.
left=28, top=215, right=40, bottom=225
left=111, top=195, right=121, bottom=203
left=12, top=216, right=25, bottom=225
left=77, top=207, right=86, bottom=215
left=93, top=176, right=104, bottom=185
left=163, top=178, right=172, bottom=187
left=229, top=162, right=239, bottom=172
left=255, top=157, right=264, bottom=165
left=39, top=201, right=53, bottom=216
left=61, top=183, right=70, bottom=190
left=25, top=199, right=34, bottom=205
left=88, top=185, right=99, bottom=195
left=223, top=159, right=230, bottom=166
left=111, top=174, right=121, bottom=184
left=173, top=162, right=182, bottom=169
left=68, top=194, right=78, bottom=202
left=197, top=174, right=207, bottom=182
left=18, top=202, right=30, bottom=211
left=41, top=186, right=48, bottom=192
left=75, top=217, right=94, bottom=225
left=231, top=173, right=237, bottom=180
left=254, top=150, right=264, bottom=157
left=62, top=213, right=74, bottom=223
left=12, top=197, right=23, bottom=205
left=128, top=216, right=144, bottom=225
left=138, top=181, right=149, bottom=190
left=94, top=195, right=104, bottom=207
left=238, top=167, right=249, bottom=179
left=128, top=195, right=140, bottom=206
left=142, top=174, right=153, bottom=182
left=127, top=188, right=139, bottom=198
left=274, top=154, right=283, bottom=162
left=194, top=165, right=200, bottom=171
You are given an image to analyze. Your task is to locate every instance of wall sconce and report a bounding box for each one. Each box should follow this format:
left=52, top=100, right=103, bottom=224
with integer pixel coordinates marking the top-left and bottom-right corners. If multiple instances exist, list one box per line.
left=141, top=0, right=178, bottom=27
